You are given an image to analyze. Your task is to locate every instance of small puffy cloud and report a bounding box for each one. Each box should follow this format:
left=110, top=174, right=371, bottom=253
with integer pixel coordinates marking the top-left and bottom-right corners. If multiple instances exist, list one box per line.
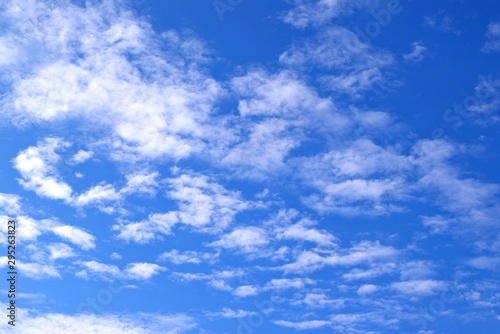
left=0, top=193, right=22, bottom=215
left=210, top=227, right=269, bottom=253
left=76, top=261, right=122, bottom=281
left=233, top=285, right=259, bottom=297
left=404, top=42, right=427, bottom=62
left=47, top=243, right=75, bottom=260
left=13, top=137, right=72, bottom=200
left=303, top=293, right=344, bottom=309
left=76, top=261, right=165, bottom=281
left=69, top=150, right=93, bottom=164
left=113, top=212, right=178, bottom=244
left=51, top=225, right=96, bottom=250
left=124, top=263, right=167, bottom=280
left=167, top=173, right=249, bottom=232
left=357, top=284, right=379, bottom=295
left=275, top=219, right=337, bottom=246
left=121, top=171, right=159, bottom=195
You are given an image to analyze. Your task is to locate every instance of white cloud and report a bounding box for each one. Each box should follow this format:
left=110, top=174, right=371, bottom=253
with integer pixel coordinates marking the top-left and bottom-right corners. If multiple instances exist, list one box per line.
left=0, top=193, right=22, bottom=215
left=357, top=284, right=379, bottom=295
left=167, top=173, right=249, bottom=232
left=172, top=269, right=245, bottom=293
left=281, top=0, right=379, bottom=28
left=423, top=15, right=457, bottom=34
left=76, top=261, right=165, bottom=281
left=297, top=138, right=408, bottom=215
left=227, top=70, right=348, bottom=179
left=69, top=150, right=93, bottom=164
left=206, top=308, right=257, bottom=319
left=113, top=212, right=178, bottom=244
left=232, top=69, right=334, bottom=118
left=303, top=293, right=344, bottom=308
left=124, top=263, right=167, bottom=280
left=51, top=225, right=96, bottom=250
left=343, top=263, right=397, bottom=281
left=391, top=280, right=446, bottom=296
left=280, top=27, right=394, bottom=97
left=13, top=137, right=72, bottom=200
left=74, top=183, right=121, bottom=207
left=281, top=241, right=399, bottom=273
left=47, top=243, right=75, bottom=260
left=2, top=0, right=225, bottom=163
left=121, top=171, right=159, bottom=196
left=0, top=36, right=18, bottom=66
left=233, top=285, right=259, bottom=297
left=413, top=139, right=500, bottom=236
left=210, top=227, right=269, bottom=253
left=275, top=218, right=337, bottom=246
left=76, top=261, right=122, bottom=281
left=221, top=118, right=299, bottom=179
left=157, top=249, right=218, bottom=264
left=264, top=278, right=315, bottom=291
left=403, top=42, right=427, bottom=62
left=18, top=262, right=61, bottom=279
left=0, top=309, right=196, bottom=334
left=482, top=21, right=500, bottom=52
left=467, top=256, right=500, bottom=271
left=274, top=319, right=332, bottom=330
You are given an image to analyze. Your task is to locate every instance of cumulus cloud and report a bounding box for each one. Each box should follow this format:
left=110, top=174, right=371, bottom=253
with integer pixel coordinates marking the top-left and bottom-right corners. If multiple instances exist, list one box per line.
left=2, top=0, right=226, bottom=162
left=69, top=150, right=94, bottom=164
left=0, top=193, right=22, bottom=215
left=51, top=225, right=96, bottom=250
left=210, top=227, right=269, bottom=254
left=113, top=212, right=178, bottom=244
left=76, top=260, right=166, bottom=281
left=13, top=137, right=72, bottom=200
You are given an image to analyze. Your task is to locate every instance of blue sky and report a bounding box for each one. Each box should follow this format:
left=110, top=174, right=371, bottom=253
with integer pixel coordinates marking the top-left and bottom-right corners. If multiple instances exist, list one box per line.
left=0, top=0, right=499, bottom=333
